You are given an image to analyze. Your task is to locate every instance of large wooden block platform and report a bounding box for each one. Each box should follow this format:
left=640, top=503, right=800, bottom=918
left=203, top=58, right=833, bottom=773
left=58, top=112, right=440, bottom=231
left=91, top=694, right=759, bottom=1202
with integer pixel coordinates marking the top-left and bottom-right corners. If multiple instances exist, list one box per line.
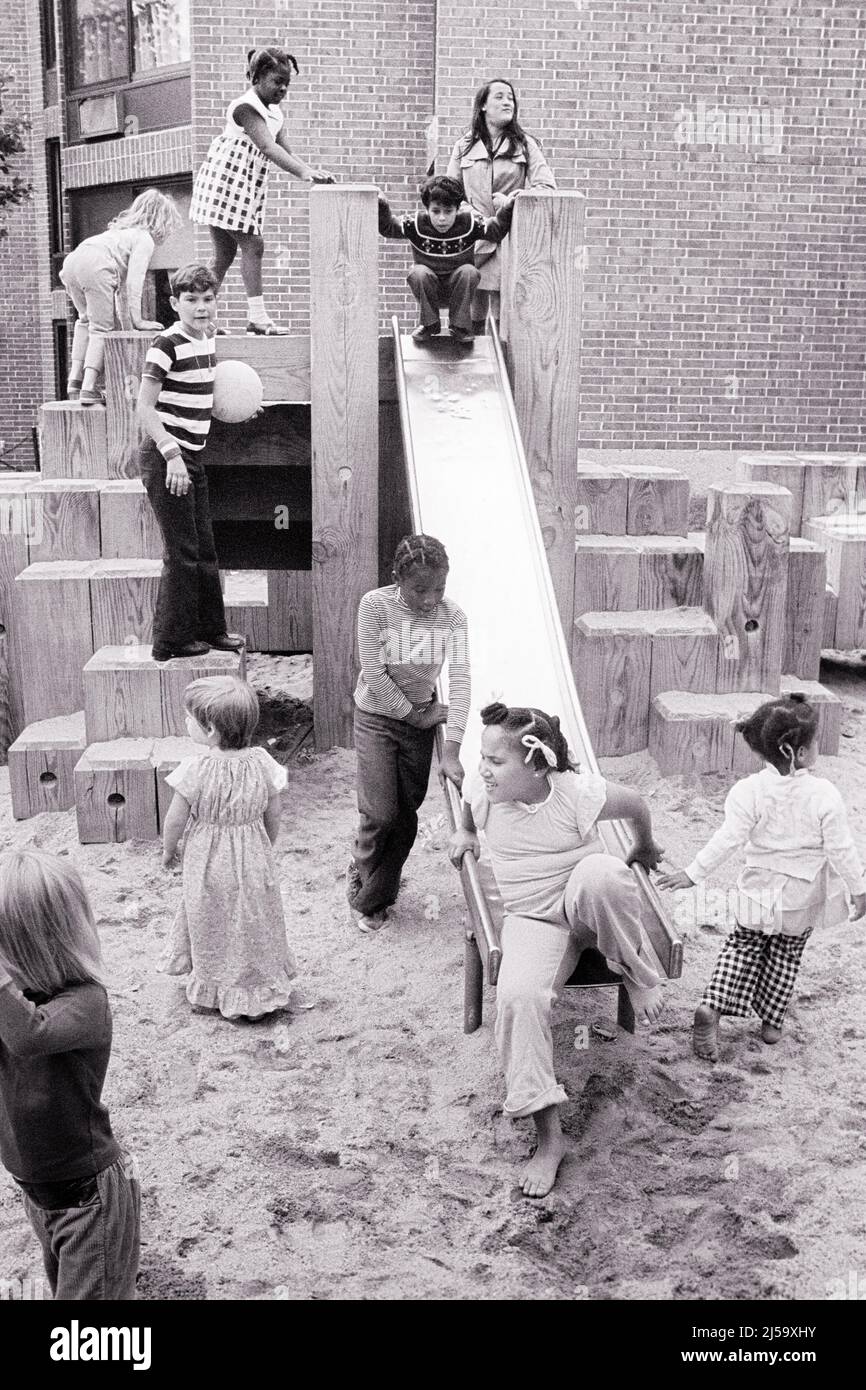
left=622, top=465, right=690, bottom=537
left=39, top=402, right=108, bottom=480
left=572, top=612, right=653, bottom=755
left=15, top=561, right=95, bottom=722
left=25, top=478, right=102, bottom=563
left=8, top=711, right=87, bottom=818
left=84, top=644, right=246, bottom=741
left=89, top=559, right=161, bottom=648
left=74, top=737, right=159, bottom=842
left=573, top=466, right=628, bottom=535
left=649, top=691, right=771, bottom=777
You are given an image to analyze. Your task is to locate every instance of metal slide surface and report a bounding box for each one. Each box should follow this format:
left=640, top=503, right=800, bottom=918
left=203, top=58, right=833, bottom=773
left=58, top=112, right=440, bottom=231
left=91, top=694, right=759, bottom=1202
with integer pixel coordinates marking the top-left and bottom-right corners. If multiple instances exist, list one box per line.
left=391, top=319, right=681, bottom=981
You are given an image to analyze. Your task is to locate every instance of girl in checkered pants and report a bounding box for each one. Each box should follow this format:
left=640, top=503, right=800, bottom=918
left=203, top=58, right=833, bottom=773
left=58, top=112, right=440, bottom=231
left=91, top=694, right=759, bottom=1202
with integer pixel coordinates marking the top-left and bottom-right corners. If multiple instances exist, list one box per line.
left=190, top=46, right=335, bottom=335
left=658, top=694, right=866, bottom=1061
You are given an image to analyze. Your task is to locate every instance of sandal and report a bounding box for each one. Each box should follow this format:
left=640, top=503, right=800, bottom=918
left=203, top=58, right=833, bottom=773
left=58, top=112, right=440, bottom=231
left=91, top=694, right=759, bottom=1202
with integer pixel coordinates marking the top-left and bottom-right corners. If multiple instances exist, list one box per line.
left=246, top=320, right=290, bottom=336
left=79, top=388, right=106, bottom=407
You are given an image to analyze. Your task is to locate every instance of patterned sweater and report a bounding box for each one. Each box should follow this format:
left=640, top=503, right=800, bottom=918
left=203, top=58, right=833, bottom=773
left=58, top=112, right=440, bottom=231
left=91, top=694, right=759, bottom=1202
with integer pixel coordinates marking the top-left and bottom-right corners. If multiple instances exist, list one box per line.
left=378, top=197, right=514, bottom=274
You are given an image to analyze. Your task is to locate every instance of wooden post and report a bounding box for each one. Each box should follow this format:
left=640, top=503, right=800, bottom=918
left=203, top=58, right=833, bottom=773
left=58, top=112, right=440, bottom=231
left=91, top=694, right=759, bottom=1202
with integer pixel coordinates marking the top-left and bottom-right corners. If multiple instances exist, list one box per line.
left=25, top=479, right=102, bottom=564
left=804, top=515, right=866, bottom=649
left=39, top=402, right=108, bottom=480
left=83, top=645, right=163, bottom=742
left=0, top=475, right=33, bottom=737
left=572, top=612, right=653, bottom=755
left=309, top=186, right=379, bottom=749
left=98, top=479, right=163, bottom=559
left=784, top=539, right=826, bottom=680
left=573, top=537, right=640, bottom=619
left=103, top=332, right=150, bottom=480
left=14, top=561, right=95, bottom=723
left=636, top=537, right=703, bottom=609
left=267, top=570, right=313, bottom=651
left=74, top=737, right=159, bottom=842
left=7, top=712, right=87, bottom=817
left=89, top=559, right=162, bottom=648
left=623, top=465, right=690, bottom=537
left=504, top=192, right=584, bottom=641
left=0, top=628, right=10, bottom=762
left=703, top=483, right=791, bottom=694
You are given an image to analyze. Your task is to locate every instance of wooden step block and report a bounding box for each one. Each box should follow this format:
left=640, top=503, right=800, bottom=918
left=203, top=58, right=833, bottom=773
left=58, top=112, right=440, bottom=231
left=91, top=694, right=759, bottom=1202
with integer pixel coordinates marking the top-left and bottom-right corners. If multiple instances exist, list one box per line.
left=103, top=333, right=150, bottom=479
left=39, top=402, right=108, bottom=480
left=90, top=559, right=161, bottom=648
left=738, top=454, right=806, bottom=533
left=704, top=483, right=791, bottom=694
left=98, top=479, right=162, bottom=559
left=573, top=612, right=653, bottom=755
left=648, top=608, right=720, bottom=700
left=573, top=536, right=639, bottom=618
left=74, top=737, right=158, bottom=842
left=7, top=711, right=87, bottom=817
left=214, top=334, right=310, bottom=403
left=779, top=676, right=842, bottom=755
left=83, top=645, right=162, bottom=741
left=0, top=476, right=34, bottom=737
left=622, top=466, right=689, bottom=537
left=573, top=466, right=628, bottom=535
left=15, top=561, right=95, bottom=722
left=267, top=570, right=312, bottom=650
left=785, top=538, right=826, bottom=681
left=150, top=736, right=200, bottom=829
left=159, top=649, right=247, bottom=736
left=804, top=515, right=866, bottom=649
left=25, top=478, right=101, bottom=563
left=649, top=691, right=771, bottom=777
left=224, top=570, right=269, bottom=649
left=823, top=586, right=838, bottom=648
left=801, top=457, right=862, bottom=529
left=635, top=536, right=703, bottom=609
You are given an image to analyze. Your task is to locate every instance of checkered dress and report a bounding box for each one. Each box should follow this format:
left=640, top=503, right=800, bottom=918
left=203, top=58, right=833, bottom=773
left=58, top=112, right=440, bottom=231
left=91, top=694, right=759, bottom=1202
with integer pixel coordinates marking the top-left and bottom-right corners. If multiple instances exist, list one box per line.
left=190, top=89, right=284, bottom=235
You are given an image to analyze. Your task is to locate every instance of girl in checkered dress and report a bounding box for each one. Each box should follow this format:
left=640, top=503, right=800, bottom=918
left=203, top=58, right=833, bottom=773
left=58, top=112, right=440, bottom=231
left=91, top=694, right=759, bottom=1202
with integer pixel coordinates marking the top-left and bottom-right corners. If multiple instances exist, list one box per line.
left=190, top=46, right=334, bottom=335
left=658, top=695, right=866, bottom=1061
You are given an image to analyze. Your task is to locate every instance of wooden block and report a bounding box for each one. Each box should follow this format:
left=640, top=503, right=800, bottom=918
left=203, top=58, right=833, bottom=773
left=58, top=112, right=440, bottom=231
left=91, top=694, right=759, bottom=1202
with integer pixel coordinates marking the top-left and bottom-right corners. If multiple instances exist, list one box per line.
left=784, top=538, right=826, bottom=681
left=103, top=332, right=150, bottom=479
left=649, top=691, right=771, bottom=777
left=823, top=586, right=838, bottom=649
left=573, top=466, right=628, bottom=535
left=267, top=570, right=312, bottom=650
left=38, top=402, right=108, bottom=480
left=14, top=561, right=95, bottom=722
left=89, top=558, right=161, bottom=648
left=25, top=479, right=102, bottom=563
left=703, top=483, right=791, bottom=694
left=506, top=192, right=585, bottom=644
left=83, top=645, right=162, bottom=742
left=74, top=737, right=158, bottom=842
left=214, top=334, right=310, bottom=403
left=573, top=536, right=639, bottom=618
left=623, top=466, right=690, bottom=537
left=224, top=570, right=269, bottom=650
left=804, top=516, right=866, bottom=649
left=648, top=608, right=720, bottom=700
left=310, top=186, right=379, bottom=748
left=98, top=479, right=162, bottom=559
left=7, top=711, right=87, bottom=817
left=801, top=456, right=861, bottom=528
left=159, top=649, right=246, bottom=736
left=0, top=476, right=33, bottom=735
left=737, top=453, right=805, bottom=533
left=635, top=536, right=703, bottom=609
left=779, top=675, right=842, bottom=755
left=572, top=612, right=653, bottom=755
left=150, top=735, right=200, bottom=829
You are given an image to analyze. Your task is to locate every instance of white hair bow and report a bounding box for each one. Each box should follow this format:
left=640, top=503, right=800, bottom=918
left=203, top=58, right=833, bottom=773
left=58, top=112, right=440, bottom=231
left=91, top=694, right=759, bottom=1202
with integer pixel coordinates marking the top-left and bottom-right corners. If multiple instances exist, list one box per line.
left=521, top=734, right=557, bottom=767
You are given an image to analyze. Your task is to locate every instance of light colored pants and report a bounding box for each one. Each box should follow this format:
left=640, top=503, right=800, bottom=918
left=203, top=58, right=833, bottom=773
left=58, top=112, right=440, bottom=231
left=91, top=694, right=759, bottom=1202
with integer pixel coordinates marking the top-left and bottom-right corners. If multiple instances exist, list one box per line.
left=60, top=243, right=120, bottom=377
left=494, top=853, right=660, bottom=1118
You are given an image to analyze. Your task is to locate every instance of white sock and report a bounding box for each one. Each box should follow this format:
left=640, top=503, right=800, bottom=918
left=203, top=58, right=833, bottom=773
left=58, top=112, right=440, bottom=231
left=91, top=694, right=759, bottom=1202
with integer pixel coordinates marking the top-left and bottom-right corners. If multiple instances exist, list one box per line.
left=247, top=296, right=268, bottom=325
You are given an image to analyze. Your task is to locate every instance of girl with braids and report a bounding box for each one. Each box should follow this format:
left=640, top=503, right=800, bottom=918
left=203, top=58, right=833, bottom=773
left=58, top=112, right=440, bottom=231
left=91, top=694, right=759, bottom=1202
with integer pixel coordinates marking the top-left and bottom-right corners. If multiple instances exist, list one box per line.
left=348, top=534, right=470, bottom=934
left=449, top=702, right=664, bottom=1198
left=446, top=79, right=555, bottom=327
left=190, top=46, right=335, bottom=334
left=659, top=694, right=866, bottom=1062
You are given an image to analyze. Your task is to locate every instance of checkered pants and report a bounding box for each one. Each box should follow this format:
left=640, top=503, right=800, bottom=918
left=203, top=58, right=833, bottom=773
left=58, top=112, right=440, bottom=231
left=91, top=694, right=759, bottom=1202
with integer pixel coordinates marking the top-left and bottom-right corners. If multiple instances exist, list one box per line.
left=702, top=925, right=812, bottom=1030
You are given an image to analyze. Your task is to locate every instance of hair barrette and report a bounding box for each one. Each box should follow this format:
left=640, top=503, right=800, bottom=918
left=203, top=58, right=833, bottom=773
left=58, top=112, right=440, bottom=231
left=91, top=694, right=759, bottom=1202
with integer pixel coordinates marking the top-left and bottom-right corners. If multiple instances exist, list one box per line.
left=521, top=734, right=557, bottom=768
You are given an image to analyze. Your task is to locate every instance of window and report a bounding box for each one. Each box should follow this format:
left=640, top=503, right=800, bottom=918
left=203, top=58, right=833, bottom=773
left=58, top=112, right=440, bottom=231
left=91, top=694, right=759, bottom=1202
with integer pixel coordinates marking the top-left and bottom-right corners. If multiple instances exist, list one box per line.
left=41, top=0, right=58, bottom=70
left=66, top=0, right=190, bottom=91
left=46, top=139, right=65, bottom=287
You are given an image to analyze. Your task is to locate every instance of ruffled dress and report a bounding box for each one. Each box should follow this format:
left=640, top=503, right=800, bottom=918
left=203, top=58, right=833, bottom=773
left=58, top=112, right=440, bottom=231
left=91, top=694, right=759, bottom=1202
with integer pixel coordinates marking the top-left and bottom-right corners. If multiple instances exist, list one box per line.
left=159, top=746, right=297, bottom=1019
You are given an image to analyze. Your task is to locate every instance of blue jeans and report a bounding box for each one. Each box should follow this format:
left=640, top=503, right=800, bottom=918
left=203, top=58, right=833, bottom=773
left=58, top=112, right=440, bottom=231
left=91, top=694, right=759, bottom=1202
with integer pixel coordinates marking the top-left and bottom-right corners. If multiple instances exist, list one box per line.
left=139, top=438, right=226, bottom=650
left=350, top=707, right=436, bottom=915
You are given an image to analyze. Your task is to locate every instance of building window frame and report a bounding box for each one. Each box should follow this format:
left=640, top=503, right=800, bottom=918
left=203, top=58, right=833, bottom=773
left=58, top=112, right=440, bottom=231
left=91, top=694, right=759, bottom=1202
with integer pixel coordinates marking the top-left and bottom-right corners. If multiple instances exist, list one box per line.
left=63, top=0, right=191, bottom=98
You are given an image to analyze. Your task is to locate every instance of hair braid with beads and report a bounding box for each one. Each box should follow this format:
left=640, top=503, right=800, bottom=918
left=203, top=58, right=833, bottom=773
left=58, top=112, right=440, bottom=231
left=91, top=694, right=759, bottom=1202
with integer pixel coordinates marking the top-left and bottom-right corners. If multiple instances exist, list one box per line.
left=736, top=693, right=818, bottom=774
left=392, top=533, right=450, bottom=581
left=480, top=702, right=576, bottom=773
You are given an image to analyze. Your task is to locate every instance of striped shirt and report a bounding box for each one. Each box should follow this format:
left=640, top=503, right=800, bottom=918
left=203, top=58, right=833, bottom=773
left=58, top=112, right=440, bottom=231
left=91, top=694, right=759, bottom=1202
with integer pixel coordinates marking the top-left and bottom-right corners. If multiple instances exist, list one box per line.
left=142, top=323, right=215, bottom=452
left=353, top=584, right=471, bottom=744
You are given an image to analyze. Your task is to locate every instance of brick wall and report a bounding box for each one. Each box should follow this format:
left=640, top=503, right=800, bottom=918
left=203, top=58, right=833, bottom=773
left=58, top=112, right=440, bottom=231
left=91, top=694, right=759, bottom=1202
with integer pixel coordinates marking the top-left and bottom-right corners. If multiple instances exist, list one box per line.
left=190, top=0, right=436, bottom=333
left=0, top=0, right=53, bottom=469
left=435, top=0, right=866, bottom=448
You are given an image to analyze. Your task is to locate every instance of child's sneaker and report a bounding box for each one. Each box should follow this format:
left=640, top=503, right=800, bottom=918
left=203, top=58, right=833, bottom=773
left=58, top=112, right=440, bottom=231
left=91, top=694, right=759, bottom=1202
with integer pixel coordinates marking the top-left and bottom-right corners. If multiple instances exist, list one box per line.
left=348, top=904, right=388, bottom=934
left=412, top=323, right=440, bottom=342
left=246, top=320, right=290, bottom=335
left=450, top=327, right=474, bottom=346
left=79, top=387, right=105, bottom=407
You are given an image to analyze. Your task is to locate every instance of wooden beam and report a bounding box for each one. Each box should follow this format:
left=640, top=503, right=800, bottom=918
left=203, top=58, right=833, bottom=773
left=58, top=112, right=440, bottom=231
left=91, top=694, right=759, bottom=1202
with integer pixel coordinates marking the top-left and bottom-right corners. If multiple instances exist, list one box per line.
left=703, top=483, right=791, bottom=694
left=103, top=332, right=150, bottom=480
left=309, top=185, right=379, bottom=748
left=39, top=402, right=108, bottom=480
left=785, top=538, right=826, bottom=681
left=14, top=561, right=95, bottom=722
left=267, top=570, right=313, bottom=650
left=0, top=475, right=33, bottom=737
left=504, top=192, right=585, bottom=640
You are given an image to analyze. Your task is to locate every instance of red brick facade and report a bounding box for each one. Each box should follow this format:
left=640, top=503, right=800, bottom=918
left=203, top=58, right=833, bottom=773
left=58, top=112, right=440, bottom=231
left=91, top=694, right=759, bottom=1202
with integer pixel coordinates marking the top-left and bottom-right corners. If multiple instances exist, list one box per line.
left=3, top=1, right=866, bottom=460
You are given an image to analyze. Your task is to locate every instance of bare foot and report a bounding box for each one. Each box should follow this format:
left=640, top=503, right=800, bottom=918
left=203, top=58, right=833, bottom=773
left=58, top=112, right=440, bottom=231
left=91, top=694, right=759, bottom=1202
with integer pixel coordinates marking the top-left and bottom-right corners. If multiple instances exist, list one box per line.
left=519, top=1135, right=567, bottom=1199
left=762, top=1022, right=783, bottom=1045
left=624, top=979, right=666, bottom=1025
left=693, top=1004, right=720, bottom=1061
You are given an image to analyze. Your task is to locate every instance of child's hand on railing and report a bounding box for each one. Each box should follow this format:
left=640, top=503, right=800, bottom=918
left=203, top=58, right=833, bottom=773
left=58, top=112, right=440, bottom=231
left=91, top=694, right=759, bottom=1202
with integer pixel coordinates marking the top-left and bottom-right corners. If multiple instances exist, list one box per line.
left=449, top=828, right=480, bottom=868
left=656, top=867, right=693, bottom=891
left=625, top=838, right=665, bottom=872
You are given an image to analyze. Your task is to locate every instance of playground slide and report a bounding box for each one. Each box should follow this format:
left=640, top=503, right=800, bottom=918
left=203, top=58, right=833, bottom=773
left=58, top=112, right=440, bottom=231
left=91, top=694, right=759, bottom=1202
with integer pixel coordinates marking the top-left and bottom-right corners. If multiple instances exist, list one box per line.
left=391, top=317, right=682, bottom=989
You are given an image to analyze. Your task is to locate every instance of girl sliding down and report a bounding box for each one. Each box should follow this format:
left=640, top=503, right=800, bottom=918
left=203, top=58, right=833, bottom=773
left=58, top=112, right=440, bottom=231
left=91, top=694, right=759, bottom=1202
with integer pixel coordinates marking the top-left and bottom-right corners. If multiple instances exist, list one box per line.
left=449, top=702, right=664, bottom=1199
left=658, top=694, right=866, bottom=1060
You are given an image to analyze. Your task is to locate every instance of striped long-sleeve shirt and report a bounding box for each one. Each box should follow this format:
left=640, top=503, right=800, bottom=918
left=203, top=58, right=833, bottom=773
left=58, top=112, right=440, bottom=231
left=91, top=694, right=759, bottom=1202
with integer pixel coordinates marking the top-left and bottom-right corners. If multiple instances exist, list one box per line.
left=353, top=585, right=471, bottom=745
left=142, top=323, right=215, bottom=452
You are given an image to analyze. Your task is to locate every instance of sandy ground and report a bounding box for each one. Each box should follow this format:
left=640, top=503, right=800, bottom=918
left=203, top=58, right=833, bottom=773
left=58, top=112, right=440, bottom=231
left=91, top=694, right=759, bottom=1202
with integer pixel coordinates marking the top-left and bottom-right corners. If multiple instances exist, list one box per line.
left=1, top=649, right=865, bottom=1302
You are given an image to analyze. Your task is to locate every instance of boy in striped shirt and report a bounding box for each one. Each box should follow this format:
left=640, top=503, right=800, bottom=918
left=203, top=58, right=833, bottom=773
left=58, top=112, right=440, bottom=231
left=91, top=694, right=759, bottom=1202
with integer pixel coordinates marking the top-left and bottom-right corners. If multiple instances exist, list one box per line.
left=137, top=263, right=243, bottom=663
